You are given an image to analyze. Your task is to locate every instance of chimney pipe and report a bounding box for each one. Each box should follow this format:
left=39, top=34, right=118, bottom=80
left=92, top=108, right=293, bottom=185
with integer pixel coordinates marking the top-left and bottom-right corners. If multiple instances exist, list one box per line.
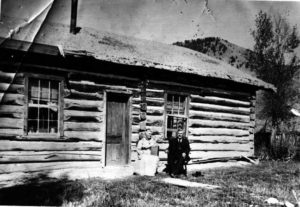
left=70, top=0, right=78, bottom=34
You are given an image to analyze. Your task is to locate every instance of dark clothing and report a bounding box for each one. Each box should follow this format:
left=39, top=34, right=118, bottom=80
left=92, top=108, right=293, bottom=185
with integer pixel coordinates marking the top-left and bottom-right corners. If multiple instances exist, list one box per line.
left=168, top=137, right=191, bottom=176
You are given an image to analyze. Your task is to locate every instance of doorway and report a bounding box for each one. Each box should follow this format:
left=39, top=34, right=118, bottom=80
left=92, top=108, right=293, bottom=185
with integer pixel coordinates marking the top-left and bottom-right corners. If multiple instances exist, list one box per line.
left=105, top=92, right=130, bottom=166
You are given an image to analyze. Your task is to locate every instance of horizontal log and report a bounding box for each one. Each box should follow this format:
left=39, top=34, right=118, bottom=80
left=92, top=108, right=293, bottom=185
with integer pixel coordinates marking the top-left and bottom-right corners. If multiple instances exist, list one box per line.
left=146, top=119, right=163, bottom=127
left=146, top=89, right=164, bottom=93
left=131, top=133, right=139, bottom=142
left=69, top=81, right=104, bottom=93
left=0, top=140, right=102, bottom=151
left=158, top=142, right=251, bottom=151
left=189, top=110, right=250, bottom=123
left=132, top=98, right=140, bottom=103
left=0, top=83, right=24, bottom=94
left=64, top=110, right=102, bottom=117
left=64, top=131, right=102, bottom=141
left=0, top=105, right=23, bottom=114
left=0, top=151, right=101, bottom=163
left=132, top=97, right=164, bottom=106
left=188, top=135, right=252, bottom=143
left=0, top=71, right=15, bottom=84
left=69, top=73, right=139, bottom=87
left=0, top=118, right=23, bottom=129
left=146, top=89, right=164, bottom=98
left=64, top=89, right=103, bottom=100
left=147, top=126, right=164, bottom=135
left=64, top=110, right=103, bottom=121
left=202, top=87, right=251, bottom=100
left=0, top=71, right=24, bottom=84
left=65, top=116, right=103, bottom=123
left=0, top=93, right=24, bottom=105
left=189, top=128, right=249, bottom=136
left=0, top=112, right=23, bottom=119
left=0, top=128, right=23, bottom=136
left=190, top=95, right=250, bottom=107
left=146, top=98, right=165, bottom=106
left=132, top=103, right=140, bottom=108
left=189, top=119, right=250, bottom=130
left=64, top=122, right=101, bottom=131
left=189, top=102, right=250, bottom=115
left=69, top=81, right=132, bottom=93
left=132, top=125, right=163, bottom=134
left=0, top=161, right=101, bottom=174
left=64, top=98, right=103, bottom=111
left=132, top=107, right=140, bottom=116
left=132, top=125, right=141, bottom=133
left=132, top=116, right=140, bottom=125
left=0, top=107, right=23, bottom=121
left=147, top=106, right=164, bottom=116
left=158, top=150, right=253, bottom=160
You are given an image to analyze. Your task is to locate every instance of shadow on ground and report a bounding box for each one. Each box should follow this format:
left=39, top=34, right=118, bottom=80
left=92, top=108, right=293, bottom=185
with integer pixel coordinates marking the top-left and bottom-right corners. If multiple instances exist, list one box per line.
left=0, top=174, right=85, bottom=206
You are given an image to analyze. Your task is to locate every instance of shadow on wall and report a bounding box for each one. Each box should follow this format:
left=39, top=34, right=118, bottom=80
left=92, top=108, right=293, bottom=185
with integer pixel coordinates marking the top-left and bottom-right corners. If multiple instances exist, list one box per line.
left=0, top=173, right=85, bottom=206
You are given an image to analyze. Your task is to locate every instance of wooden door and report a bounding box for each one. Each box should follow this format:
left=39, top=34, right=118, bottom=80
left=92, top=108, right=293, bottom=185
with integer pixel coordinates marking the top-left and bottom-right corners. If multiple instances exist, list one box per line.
left=105, top=93, right=130, bottom=166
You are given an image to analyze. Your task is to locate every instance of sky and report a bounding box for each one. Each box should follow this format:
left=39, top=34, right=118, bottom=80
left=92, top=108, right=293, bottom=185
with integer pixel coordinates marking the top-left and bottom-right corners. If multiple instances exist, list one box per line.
left=1, top=0, right=300, bottom=50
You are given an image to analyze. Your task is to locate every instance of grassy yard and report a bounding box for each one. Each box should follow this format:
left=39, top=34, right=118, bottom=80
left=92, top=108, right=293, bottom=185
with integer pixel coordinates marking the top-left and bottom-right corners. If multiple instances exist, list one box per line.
left=0, top=161, right=299, bottom=206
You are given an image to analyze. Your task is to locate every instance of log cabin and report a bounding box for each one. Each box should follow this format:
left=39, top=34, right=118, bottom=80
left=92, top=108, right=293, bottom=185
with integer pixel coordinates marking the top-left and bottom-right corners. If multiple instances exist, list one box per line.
left=0, top=5, right=275, bottom=181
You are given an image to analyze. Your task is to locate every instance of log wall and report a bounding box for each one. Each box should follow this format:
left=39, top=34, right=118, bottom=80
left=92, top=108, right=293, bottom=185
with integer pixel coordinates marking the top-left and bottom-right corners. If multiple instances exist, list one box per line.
left=187, top=91, right=255, bottom=163
left=0, top=65, right=256, bottom=178
left=0, top=68, right=24, bottom=136
left=0, top=68, right=116, bottom=175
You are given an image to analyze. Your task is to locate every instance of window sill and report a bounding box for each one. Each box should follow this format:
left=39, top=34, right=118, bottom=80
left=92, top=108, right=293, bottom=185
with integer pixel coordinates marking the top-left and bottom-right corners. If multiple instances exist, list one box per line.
left=23, top=134, right=62, bottom=140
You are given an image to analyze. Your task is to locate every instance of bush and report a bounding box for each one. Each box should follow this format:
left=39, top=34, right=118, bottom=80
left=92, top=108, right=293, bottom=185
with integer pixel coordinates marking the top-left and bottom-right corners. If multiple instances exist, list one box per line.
left=255, top=131, right=299, bottom=161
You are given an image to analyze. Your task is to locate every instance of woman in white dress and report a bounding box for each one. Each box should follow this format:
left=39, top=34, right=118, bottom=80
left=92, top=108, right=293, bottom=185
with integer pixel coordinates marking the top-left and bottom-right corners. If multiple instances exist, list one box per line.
left=134, top=129, right=159, bottom=176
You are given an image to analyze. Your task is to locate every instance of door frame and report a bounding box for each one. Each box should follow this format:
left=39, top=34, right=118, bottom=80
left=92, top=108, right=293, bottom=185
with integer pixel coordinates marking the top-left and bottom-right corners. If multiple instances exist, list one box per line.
left=102, top=89, right=132, bottom=167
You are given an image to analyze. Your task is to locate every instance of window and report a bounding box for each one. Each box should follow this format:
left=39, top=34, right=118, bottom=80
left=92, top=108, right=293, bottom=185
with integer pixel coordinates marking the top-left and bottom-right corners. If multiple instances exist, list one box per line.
left=25, top=76, right=63, bottom=136
left=165, top=94, right=188, bottom=138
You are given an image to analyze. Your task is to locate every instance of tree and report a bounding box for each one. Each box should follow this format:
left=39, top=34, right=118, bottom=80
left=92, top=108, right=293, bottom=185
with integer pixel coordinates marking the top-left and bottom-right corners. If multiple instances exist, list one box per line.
left=250, top=11, right=300, bottom=158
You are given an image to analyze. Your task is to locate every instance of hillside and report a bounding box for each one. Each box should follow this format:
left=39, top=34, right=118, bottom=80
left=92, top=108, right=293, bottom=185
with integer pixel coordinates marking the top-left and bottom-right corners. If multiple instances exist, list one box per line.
left=174, top=37, right=256, bottom=76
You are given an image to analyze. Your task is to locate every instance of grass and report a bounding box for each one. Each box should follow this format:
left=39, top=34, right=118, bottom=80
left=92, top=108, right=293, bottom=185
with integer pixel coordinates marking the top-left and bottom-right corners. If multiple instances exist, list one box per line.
left=0, top=161, right=299, bottom=206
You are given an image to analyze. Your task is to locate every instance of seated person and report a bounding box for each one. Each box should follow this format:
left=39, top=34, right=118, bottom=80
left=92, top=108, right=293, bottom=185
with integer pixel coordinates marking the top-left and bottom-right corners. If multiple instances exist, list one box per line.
left=168, top=129, right=190, bottom=177
left=134, top=129, right=159, bottom=176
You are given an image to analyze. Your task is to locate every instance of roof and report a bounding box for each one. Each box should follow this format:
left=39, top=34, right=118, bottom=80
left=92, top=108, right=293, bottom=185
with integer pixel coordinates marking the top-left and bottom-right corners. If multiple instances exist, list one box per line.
left=30, top=23, right=275, bottom=91
left=0, top=0, right=275, bottom=91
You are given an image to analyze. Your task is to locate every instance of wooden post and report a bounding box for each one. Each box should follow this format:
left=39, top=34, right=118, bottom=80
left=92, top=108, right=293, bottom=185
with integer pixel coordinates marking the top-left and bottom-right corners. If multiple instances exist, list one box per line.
left=139, top=79, right=148, bottom=131
left=70, top=0, right=78, bottom=34
left=249, top=94, right=256, bottom=156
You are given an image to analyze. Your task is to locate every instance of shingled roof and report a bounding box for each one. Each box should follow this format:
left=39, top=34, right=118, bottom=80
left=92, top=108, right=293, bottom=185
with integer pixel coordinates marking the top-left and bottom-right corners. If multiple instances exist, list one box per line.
left=31, top=23, right=274, bottom=91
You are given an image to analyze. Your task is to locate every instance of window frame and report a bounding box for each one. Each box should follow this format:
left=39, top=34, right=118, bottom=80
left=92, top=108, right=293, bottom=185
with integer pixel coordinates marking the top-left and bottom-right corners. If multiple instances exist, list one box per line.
left=24, top=73, right=64, bottom=138
left=164, top=92, right=190, bottom=138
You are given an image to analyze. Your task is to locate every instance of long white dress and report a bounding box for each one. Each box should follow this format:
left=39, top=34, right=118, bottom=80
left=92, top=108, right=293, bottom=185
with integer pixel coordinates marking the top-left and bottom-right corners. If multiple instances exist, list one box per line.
left=134, top=138, right=159, bottom=176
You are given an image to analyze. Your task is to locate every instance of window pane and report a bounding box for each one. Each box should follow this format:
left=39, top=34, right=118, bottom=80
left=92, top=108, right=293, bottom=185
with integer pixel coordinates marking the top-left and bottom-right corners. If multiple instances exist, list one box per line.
left=50, top=121, right=58, bottom=133
left=49, top=108, right=58, bottom=121
left=51, top=82, right=59, bottom=102
left=39, top=119, right=49, bottom=133
left=27, top=78, right=60, bottom=135
left=166, top=116, right=187, bottom=138
left=39, top=108, right=49, bottom=133
left=29, top=79, right=39, bottom=102
left=28, top=107, right=38, bottom=120
left=41, top=79, right=51, bottom=103
left=166, top=94, right=186, bottom=115
left=28, top=120, right=38, bottom=133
